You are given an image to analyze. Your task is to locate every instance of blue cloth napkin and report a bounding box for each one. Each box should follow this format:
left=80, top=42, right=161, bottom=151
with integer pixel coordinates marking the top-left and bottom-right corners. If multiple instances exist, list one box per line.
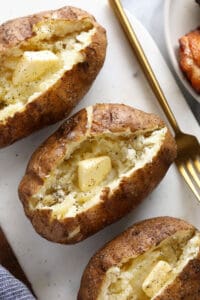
left=0, top=266, right=35, bottom=300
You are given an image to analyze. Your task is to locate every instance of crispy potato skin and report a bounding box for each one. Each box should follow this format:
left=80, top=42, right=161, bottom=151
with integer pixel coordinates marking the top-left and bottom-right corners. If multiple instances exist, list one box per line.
left=18, top=104, right=177, bottom=244
left=179, top=29, right=200, bottom=93
left=0, top=6, right=107, bottom=147
left=78, top=217, right=198, bottom=300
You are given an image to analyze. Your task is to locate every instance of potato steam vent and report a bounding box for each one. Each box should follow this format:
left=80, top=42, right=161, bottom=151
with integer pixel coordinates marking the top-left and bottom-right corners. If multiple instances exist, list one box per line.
left=34, top=126, right=167, bottom=218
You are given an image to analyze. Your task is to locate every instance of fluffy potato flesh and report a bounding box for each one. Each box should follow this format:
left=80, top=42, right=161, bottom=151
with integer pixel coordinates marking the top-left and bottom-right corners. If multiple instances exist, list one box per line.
left=31, top=127, right=167, bottom=219
left=0, top=19, right=95, bottom=121
left=98, top=231, right=200, bottom=300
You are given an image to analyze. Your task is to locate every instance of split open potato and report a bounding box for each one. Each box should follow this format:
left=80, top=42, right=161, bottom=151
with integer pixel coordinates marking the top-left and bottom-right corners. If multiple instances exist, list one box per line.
left=18, top=104, right=177, bottom=244
left=0, top=6, right=107, bottom=147
left=78, top=217, right=200, bottom=300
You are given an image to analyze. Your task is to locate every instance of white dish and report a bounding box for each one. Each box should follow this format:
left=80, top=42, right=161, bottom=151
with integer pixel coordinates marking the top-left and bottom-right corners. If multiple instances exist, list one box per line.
left=164, top=0, right=200, bottom=103
left=0, top=1, right=199, bottom=299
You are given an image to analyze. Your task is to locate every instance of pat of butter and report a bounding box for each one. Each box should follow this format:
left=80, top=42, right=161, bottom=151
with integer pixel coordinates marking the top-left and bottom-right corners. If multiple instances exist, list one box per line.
left=142, top=261, right=172, bottom=298
left=78, top=156, right=111, bottom=192
left=13, top=50, right=59, bottom=84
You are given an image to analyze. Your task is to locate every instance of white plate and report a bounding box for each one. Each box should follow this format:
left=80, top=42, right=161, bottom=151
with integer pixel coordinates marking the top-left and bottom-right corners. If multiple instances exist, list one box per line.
left=0, top=1, right=199, bottom=299
left=164, top=0, right=200, bottom=103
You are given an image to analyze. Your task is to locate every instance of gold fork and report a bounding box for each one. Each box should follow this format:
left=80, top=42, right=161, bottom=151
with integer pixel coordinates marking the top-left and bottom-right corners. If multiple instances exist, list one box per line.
left=110, top=0, right=200, bottom=202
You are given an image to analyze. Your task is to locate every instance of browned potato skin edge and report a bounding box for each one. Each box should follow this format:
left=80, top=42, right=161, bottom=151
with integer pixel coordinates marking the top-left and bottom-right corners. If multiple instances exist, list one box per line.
left=18, top=104, right=177, bottom=244
left=0, top=6, right=107, bottom=147
left=78, top=217, right=199, bottom=300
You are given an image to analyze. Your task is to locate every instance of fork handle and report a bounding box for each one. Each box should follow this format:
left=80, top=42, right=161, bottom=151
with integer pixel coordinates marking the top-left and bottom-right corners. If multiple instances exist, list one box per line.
left=110, top=0, right=181, bottom=135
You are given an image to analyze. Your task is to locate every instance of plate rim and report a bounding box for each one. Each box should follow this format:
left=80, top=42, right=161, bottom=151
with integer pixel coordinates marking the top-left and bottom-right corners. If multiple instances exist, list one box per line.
left=164, top=0, right=200, bottom=103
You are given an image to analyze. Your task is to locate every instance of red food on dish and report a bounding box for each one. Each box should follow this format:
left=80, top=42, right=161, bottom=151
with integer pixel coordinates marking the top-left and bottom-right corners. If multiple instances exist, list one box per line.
left=179, top=29, right=200, bottom=93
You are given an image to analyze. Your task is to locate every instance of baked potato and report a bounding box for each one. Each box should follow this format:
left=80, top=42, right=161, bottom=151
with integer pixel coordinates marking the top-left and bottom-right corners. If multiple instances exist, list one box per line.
left=78, top=217, right=200, bottom=300
left=179, top=29, right=200, bottom=93
left=18, top=103, right=177, bottom=244
left=0, top=6, right=107, bottom=147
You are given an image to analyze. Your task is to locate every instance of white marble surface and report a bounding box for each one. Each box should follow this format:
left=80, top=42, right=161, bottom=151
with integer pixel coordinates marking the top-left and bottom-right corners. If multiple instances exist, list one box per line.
left=123, top=0, right=200, bottom=123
